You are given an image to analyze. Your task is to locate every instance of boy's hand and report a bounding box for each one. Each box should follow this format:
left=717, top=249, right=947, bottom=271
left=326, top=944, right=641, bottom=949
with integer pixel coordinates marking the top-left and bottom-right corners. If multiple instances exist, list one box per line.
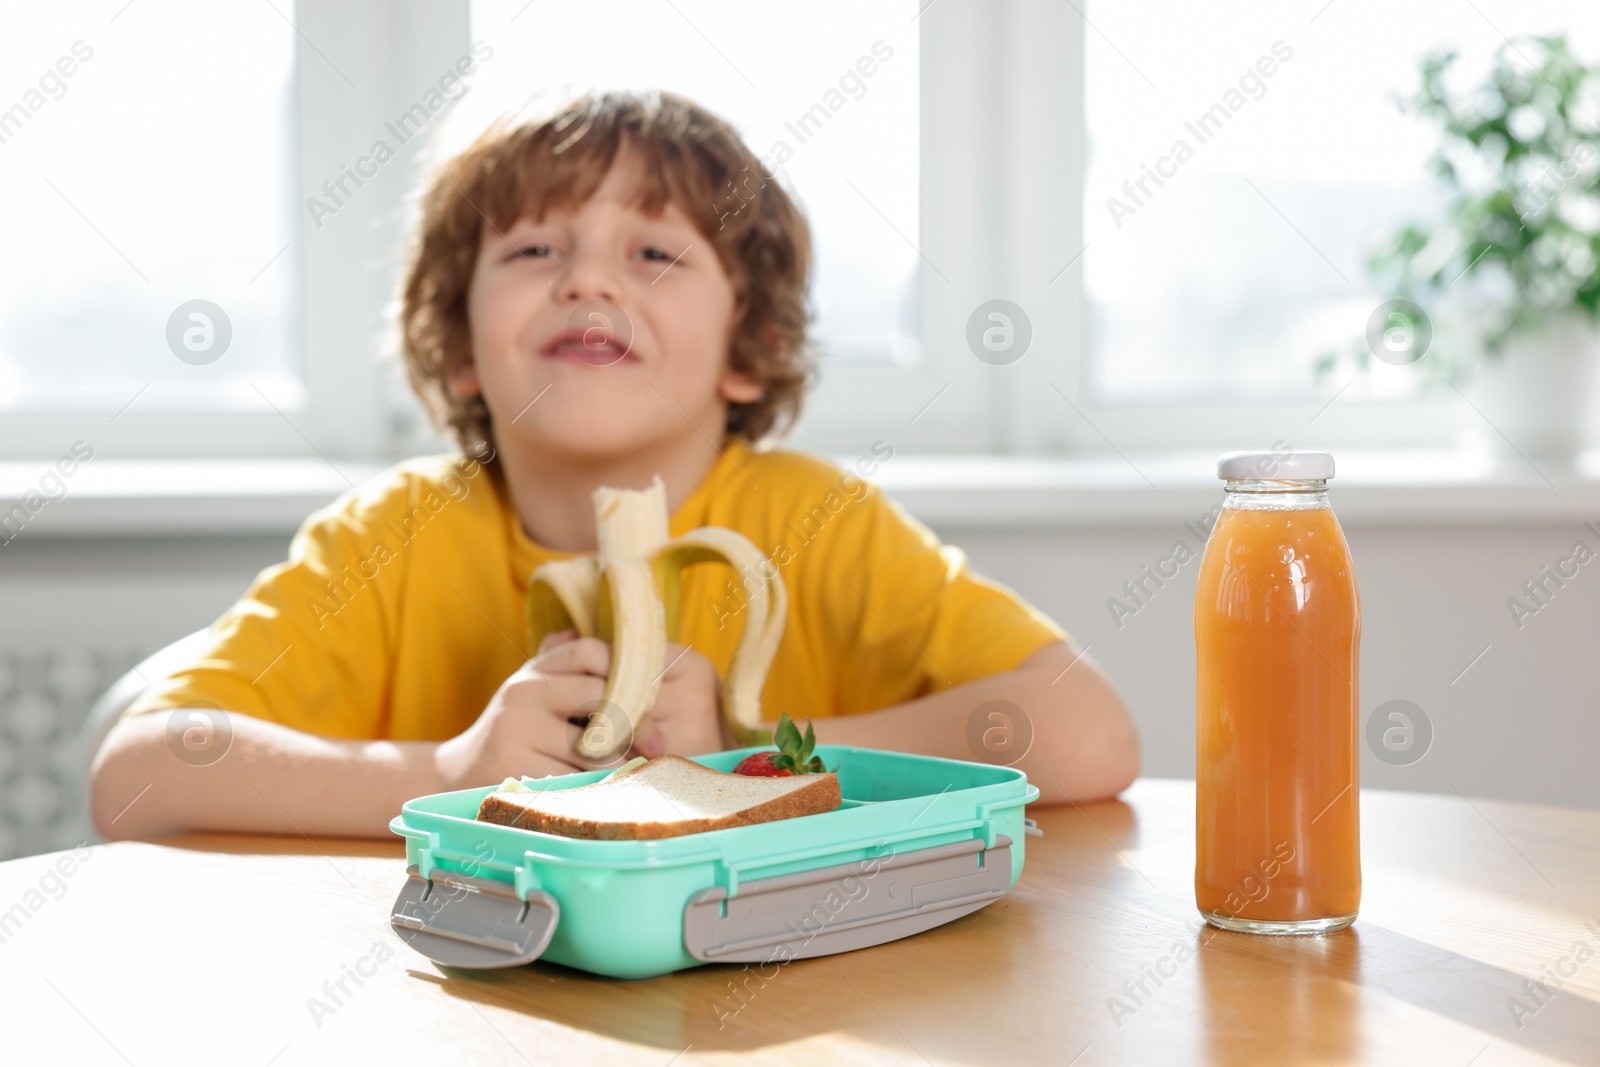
left=434, top=631, right=730, bottom=790
left=434, top=631, right=620, bottom=790
left=538, top=631, right=728, bottom=759
left=635, top=641, right=729, bottom=759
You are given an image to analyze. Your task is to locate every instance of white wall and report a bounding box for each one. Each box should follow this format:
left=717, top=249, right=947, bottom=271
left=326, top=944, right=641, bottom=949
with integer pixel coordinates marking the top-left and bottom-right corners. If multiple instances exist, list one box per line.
left=0, top=534, right=288, bottom=859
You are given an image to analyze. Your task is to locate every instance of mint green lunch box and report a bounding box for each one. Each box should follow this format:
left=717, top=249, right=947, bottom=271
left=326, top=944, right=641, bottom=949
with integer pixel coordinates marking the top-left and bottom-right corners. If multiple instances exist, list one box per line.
left=388, top=745, right=1039, bottom=979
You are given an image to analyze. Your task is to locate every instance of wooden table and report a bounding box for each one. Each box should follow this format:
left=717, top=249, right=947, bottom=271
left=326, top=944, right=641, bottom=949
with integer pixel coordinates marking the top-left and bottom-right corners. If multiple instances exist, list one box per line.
left=1, top=779, right=1595, bottom=1066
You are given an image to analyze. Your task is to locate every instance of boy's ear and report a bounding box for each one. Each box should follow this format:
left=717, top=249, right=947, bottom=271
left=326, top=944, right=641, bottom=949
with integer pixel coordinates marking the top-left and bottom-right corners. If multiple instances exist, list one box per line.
left=718, top=366, right=763, bottom=405
left=447, top=356, right=481, bottom=397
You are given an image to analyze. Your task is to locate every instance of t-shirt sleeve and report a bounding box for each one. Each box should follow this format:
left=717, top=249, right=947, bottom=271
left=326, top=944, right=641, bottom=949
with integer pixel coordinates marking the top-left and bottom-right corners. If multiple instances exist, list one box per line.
left=805, top=484, right=1069, bottom=715
left=121, top=490, right=397, bottom=739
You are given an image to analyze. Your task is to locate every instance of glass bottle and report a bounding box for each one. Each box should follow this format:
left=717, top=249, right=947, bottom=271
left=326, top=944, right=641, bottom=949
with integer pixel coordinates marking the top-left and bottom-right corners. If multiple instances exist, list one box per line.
left=1194, top=450, right=1360, bottom=934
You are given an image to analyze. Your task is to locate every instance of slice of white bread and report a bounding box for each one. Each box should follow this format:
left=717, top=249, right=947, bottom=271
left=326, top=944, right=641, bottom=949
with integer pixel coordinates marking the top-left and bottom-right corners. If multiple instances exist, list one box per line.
left=476, top=755, right=841, bottom=840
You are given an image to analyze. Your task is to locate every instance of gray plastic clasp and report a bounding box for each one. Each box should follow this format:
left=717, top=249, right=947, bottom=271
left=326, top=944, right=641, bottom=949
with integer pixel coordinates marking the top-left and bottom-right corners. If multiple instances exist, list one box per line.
left=390, top=864, right=558, bottom=969
left=683, top=835, right=1013, bottom=963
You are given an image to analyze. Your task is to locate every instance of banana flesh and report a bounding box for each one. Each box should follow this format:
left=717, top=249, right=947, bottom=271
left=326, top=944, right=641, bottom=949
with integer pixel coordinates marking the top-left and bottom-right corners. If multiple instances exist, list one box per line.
left=525, top=478, right=786, bottom=760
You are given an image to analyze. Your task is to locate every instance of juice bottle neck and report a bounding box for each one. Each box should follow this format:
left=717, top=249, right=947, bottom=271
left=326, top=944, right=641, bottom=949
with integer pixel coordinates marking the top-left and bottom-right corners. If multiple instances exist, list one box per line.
left=1222, top=478, right=1330, bottom=511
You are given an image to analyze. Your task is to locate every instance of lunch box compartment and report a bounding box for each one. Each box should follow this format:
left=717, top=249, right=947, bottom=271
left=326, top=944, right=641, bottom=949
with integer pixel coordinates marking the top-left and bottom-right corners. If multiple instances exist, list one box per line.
left=389, top=744, right=1038, bottom=978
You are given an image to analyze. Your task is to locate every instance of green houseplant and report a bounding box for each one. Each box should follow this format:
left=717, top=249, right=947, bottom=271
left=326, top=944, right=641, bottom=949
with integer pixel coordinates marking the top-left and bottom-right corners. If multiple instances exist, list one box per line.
left=1319, top=36, right=1600, bottom=409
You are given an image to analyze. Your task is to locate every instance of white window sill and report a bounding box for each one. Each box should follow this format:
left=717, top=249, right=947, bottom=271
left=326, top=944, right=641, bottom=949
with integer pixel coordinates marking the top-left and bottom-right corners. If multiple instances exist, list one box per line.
left=877, top=448, right=1600, bottom=528
left=0, top=460, right=386, bottom=539
left=2, top=449, right=1597, bottom=540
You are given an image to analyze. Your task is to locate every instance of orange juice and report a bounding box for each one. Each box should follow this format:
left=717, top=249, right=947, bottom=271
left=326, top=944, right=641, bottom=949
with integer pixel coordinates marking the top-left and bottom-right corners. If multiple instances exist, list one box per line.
left=1194, top=451, right=1360, bottom=934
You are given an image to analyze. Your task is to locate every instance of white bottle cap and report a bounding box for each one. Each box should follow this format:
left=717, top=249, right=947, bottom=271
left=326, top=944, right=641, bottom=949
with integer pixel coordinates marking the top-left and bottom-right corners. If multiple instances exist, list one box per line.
left=1217, top=450, right=1335, bottom=481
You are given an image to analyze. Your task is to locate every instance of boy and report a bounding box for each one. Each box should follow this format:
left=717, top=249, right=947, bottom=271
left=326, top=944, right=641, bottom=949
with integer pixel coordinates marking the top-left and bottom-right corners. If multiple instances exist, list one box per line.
left=91, top=92, right=1137, bottom=839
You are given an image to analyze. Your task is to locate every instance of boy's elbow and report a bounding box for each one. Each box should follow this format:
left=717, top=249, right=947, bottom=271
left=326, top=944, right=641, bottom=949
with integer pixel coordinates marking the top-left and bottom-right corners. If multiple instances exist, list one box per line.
left=1031, top=720, right=1139, bottom=805
left=1026, top=652, right=1141, bottom=804
left=89, top=716, right=169, bottom=840
left=88, top=724, right=133, bottom=840
left=1095, top=708, right=1141, bottom=800
left=1059, top=705, right=1139, bottom=803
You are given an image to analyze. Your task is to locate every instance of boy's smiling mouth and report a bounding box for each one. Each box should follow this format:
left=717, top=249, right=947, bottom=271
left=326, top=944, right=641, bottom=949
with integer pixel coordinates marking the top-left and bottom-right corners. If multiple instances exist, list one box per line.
left=540, top=326, right=638, bottom=368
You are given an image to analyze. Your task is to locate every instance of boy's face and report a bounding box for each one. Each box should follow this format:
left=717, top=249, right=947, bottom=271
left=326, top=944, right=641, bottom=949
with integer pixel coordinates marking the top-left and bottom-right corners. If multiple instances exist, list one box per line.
left=457, top=148, right=760, bottom=465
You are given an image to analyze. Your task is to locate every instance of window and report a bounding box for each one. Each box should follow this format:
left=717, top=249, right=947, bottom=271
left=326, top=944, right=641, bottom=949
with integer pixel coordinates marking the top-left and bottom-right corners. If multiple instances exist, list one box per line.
left=1082, top=0, right=1600, bottom=431
left=0, top=3, right=302, bottom=415
left=16, top=3, right=1573, bottom=465
left=2, top=1, right=956, bottom=461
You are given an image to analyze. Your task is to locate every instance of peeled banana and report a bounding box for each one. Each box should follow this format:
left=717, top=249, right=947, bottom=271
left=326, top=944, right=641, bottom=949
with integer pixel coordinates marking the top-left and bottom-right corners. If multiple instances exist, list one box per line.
left=525, top=478, right=787, bottom=760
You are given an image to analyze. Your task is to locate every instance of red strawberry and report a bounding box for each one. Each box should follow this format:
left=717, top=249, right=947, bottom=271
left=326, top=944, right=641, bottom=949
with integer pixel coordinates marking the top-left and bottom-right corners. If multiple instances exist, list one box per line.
left=732, top=752, right=789, bottom=777
left=733, top=712, right=826, bottom=777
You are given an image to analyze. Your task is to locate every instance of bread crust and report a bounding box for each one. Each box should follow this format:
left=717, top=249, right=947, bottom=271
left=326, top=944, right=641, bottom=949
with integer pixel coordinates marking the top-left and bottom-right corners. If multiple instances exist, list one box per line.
left=476, top=756, right=841, bottom=840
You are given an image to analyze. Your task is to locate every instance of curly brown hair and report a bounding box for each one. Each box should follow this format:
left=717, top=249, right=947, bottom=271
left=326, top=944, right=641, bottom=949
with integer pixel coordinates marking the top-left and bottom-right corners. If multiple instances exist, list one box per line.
left=400, top=90, right=815, bottom=458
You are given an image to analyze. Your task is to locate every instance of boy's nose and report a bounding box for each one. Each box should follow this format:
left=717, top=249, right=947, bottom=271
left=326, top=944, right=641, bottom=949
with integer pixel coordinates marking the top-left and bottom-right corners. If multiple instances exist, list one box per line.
left=556, top=250, right=622, bottom=306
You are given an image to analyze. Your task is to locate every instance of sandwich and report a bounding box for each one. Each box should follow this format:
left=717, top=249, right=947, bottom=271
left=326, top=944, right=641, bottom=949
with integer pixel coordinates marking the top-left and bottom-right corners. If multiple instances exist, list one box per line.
left=476, top=754, right=841, bottom=841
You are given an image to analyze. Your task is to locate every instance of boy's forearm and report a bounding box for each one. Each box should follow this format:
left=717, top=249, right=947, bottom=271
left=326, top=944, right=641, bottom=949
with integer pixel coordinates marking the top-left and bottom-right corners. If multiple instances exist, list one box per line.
left=90, top=711, right=445, bottom=841
left=800, top=642, right=1140, bottom=804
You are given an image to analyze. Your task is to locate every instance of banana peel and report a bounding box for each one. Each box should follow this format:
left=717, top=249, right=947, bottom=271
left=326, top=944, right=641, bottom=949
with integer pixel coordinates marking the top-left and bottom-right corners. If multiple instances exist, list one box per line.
left=526, top=478, right=786, bottom=760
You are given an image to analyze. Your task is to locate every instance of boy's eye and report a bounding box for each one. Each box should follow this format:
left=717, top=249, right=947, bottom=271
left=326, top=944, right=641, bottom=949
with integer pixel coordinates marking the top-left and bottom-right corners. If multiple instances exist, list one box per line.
left=511, top=243, right=555, bottom=261
left=637, top=245, right=682, bottom=263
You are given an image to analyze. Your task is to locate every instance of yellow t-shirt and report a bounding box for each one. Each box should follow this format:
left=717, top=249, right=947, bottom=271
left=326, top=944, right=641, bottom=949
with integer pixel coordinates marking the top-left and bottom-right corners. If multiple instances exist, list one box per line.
left=124, top=441, right=1068, bottom=739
